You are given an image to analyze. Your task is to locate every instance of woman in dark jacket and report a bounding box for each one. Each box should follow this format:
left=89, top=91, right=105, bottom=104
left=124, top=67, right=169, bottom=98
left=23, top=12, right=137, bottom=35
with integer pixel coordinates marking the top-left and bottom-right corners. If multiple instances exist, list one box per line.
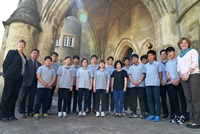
left=0, top=39, right=27, bottom=122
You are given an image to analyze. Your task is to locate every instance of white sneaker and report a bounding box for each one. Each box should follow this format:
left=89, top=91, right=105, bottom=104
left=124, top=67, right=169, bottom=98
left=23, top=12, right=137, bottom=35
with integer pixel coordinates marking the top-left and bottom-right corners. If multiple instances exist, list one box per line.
left=78, top=111, right=82, bottom=117
left=63, top=112, right=67, bottom=117
left=96, top=111, right=100, bottom=117
left=82, top=111, right=86, bottom=117
left=101, top=111, right=105, bottom=117
left=58, top=112, right=62, bottom=117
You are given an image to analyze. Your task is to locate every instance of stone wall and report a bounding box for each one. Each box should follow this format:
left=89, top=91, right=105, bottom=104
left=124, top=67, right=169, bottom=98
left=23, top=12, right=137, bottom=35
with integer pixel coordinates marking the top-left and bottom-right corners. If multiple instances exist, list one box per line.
left=178, top=1, right=200, bottom=53
left=55, top=16, right=82, bottom=63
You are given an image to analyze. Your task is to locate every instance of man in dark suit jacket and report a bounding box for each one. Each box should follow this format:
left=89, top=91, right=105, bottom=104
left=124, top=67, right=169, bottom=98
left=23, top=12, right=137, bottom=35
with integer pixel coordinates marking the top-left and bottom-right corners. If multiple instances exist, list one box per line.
left=18, top=49, right=41, bottom=118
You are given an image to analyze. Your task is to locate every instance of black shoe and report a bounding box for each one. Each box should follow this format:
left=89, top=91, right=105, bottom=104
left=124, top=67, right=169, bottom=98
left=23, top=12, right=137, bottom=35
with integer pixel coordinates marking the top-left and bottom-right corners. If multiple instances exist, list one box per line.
left=187, top=123, right=200, bottom=129
left=1, top=117, right=11, bottom=122
left=21, top=113, right=27, bottom=118
left=27, top=113, right=34, bottom=117
left=9, top=116, right=18, bottom=121
left=161, top=115, right=168, bottom=120
left=86, top=110, right=91, bottom=114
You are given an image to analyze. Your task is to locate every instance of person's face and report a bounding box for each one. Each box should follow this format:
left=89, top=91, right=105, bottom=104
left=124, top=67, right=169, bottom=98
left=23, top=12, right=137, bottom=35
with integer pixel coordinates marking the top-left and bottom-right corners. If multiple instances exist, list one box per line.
left=82, top=60, right=88, bottom=67
left=116, top=63, right=122, bottom=70
left=17, top=42, right=25, bottom=52
left=107, top=59, right=113, bottom=66
left=51, top=54, right=58, bottom=62
left=44, top=59, right=52, bottom=67
left=73, top=58, right=79, bottom=64
left=148, top=53, right=155, bottom=62
left=124, top=59, right=130, bottom=66
left=180, top=40, right=189, bottom=50
left=65, top=58, right=71, bottom=65
left=31, top=51, right=39, bottom=60
left=91, top=57, right=97, bottom=64
left=132, top=57, right=139, bottom=64
left=160, top=51, right=167, bottom=60
left=167, top=51, right=175, bottom=59
left=141, top=58, right=148, bottom=64
left=99, top=62, right=105, bottom=69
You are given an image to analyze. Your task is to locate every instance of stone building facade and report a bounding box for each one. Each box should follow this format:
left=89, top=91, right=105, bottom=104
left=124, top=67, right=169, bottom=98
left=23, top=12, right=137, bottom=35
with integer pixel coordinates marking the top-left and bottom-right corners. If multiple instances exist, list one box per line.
left=0, top=0, right=200, bottom=68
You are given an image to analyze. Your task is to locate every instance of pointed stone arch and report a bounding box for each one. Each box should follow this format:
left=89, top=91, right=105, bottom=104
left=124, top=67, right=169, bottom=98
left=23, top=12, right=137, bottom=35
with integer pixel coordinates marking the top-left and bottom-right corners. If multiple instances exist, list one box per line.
left=113, top=38, right=139, bottom=61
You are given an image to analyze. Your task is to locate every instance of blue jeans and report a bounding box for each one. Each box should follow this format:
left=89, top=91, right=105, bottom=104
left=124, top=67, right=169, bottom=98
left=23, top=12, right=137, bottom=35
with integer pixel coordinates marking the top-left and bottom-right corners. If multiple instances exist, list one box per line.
left=146, top=86, right=161, bottom=116
left=113, top=90, right=124, bottom=113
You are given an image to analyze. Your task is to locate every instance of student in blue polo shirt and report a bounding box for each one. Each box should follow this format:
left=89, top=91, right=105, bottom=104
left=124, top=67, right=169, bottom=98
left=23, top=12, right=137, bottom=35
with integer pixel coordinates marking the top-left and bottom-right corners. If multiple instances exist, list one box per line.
left=34, top=56, right=56, bottom=120
left=68, top=55, right=80, bottom=114
left=159, top=50, right=169, bottom=120
left=122, top=57, right=131, bottom=116
left=129, top=54, right=146, bottom=118
left=166, top=46, right=187, bottom=125
left=76, top=58, right=93, bottom=117
left=88, top=55, right=99, bottom=114
left=111, top=60, right=128, bottom=117
left=105, top=56, right=115, bottom=114
left=56, top=56, right=73, bottom=118
left=145, top=50, right=162, bottom=122
left=93, top=60, right=110, bottom=117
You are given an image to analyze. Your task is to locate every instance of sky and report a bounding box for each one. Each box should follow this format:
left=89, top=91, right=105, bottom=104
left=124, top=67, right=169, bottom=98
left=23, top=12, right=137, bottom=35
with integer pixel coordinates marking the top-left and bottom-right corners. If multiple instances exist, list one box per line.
left=0, top=1, right=19, bottom=46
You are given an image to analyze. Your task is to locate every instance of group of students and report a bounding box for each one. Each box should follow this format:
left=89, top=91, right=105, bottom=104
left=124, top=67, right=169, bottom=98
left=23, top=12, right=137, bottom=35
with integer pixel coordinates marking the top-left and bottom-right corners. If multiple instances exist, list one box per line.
left=0, top=37, right=200, bottom=129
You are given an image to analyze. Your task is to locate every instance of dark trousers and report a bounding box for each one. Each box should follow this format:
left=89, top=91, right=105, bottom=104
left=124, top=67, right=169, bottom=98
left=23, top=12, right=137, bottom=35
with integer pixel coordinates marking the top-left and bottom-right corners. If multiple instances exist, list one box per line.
left=113, top=90, right=124, bottom=113
left=181, top=74, right=200, bottom=125
left=0, top=76, right=23, bottom=118
left=130, top=87, right=146, bottom=114
left=95, top=89, right=106, bottom=112
left=160, top=85, right=169, bottom=116
left=88, top=89, right=96, bottom=111
left=58, top=88, right=70, bottom=112
left=143, top=88, right=149, bottom=113
left=146, top=86, right=161, bottom=116
left=19, top=79, right=37, bottom=114
left=78, top=88, right=89, bottom=112
left=124, top=87, right=132, bottom=111
left=167, top=84, right=187, bottom=116
left=105, top=88, right=114, bottom=111
left=47, top=85, right=56, bottom=110
left=34, top=88, right=51, bottom=114
left=68, top=86, right=78, bottom=112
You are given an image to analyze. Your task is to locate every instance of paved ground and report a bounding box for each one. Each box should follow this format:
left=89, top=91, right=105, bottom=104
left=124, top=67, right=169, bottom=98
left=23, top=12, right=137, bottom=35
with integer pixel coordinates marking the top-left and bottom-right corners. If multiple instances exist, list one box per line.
left=0, top=108, right=199, bottom=134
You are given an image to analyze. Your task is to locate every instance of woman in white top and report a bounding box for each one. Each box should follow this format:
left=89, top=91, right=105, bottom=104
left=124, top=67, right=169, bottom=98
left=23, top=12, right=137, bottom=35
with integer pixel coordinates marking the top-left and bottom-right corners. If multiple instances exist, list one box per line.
left=177, top=37, right=200, bottom=129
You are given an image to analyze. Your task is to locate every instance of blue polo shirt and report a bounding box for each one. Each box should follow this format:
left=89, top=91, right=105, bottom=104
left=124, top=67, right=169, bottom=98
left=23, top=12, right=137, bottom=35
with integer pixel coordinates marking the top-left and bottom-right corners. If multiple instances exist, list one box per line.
left=122, top=66, right=130, bottom=88
left=105, top=65, right=115, bottom=87
left=145, top=61, right=162, bottom=86
left=88, top=64, right=99, bottom=77
left=71, top=64, right=81, bottom=86
left=128, top=63, right=146, bottom=87
left=94, top=69, right=110, bottom=89
left=166, top=58, right=180, bottom=82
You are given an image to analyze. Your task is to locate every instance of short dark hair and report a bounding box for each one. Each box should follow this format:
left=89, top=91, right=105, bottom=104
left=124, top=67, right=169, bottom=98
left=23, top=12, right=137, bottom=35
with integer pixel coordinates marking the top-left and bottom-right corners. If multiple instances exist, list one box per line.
left=18, top=39, right=26, bottom=46
left=123, top=57, right=130, bottom=62
left=160, top=49, right=167, bottom=55
left=91, top=55, right=98, bottom=59
left=177, top=37, right=191, bottom=49
left=147, top=50, right=156, bottom=56
left=81, top=58, right=88, bottom=63
left=114, top=60, right=123, bottom=68
left=166, top=46, right=175, bottom=52
left=31, top=49, right=40, bottom=54
left=107, top=56, right=114, bottom=61
left=140, top=55, right=147, bottom=61
left=131, top=54, right=139, bottom=59
left=73, top=55, right=80, bottom=60
left=44, top=56, right=52, bottom=61
left=51, top=52, right=58, bottom=57
left=99, top=59, right=105, bottom=64
left=65, top=56, right=71, bottom=60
